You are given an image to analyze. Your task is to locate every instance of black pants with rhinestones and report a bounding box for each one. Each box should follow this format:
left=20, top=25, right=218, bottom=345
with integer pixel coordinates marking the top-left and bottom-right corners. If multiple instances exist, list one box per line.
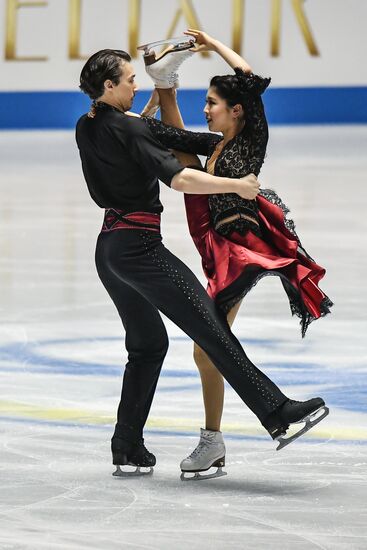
left=95, top=229, right=288, bottom=443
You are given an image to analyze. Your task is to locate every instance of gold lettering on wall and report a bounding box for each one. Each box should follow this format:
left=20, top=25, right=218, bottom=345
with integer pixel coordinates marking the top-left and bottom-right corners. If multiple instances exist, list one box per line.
left=232, top=0, right=244, bottom=55
left=4, top=0, right=321, bottom=62
left=271, top=0, right=319, bottom=56
left=69, top=0, right=88, bottom=60
left=164, top=0, right=209, bottom=58
left=270, top=0, right=281, bottom=56
left=291, top=0, right=319, bottom=56
left=5, top=0, right=48, bottom=60
left=129, top=0, right=141, bottom=55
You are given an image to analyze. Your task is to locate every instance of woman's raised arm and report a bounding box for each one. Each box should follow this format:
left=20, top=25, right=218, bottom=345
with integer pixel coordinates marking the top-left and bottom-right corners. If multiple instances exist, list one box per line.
left=185, top=29, right=252, bottom=74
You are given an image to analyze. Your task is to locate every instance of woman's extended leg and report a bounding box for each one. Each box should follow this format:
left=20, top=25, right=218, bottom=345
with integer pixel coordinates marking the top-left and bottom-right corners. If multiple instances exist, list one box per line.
left=155, top=86, right=239, bottom=474
left=193, top=300, right=242, bottom=431
left=179, top=301, right=242, bottom=479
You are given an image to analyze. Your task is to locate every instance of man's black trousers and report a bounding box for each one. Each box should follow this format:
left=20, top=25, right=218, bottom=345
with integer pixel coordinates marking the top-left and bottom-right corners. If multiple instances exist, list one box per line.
left=95, top=229, right=288, bottom=442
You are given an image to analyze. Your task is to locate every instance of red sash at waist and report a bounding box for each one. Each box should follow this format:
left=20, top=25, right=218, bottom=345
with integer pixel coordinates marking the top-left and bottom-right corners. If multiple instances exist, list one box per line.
left=101, top=209, right=161, bottom=233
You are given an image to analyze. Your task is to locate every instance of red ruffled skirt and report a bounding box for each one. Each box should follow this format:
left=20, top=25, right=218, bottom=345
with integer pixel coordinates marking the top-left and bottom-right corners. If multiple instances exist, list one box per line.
left=184, top=190, right=333, bottom=337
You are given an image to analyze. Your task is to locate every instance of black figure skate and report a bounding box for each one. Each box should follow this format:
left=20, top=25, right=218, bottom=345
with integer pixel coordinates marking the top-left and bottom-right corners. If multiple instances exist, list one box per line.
left=111, top=437, right=155, bottom=477
left=180, top=428, right=227, bottom=481
left=268, top=398, right=329, bottom=451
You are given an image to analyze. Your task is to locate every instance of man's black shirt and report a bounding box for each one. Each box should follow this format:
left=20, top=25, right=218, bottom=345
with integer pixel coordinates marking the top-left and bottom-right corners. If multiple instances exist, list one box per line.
left=76, top=103, right=184, bottom=214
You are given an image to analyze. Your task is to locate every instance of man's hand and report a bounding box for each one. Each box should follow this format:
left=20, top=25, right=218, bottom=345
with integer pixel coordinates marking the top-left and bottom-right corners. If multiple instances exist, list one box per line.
left=237, top=173, right=260, bottom=200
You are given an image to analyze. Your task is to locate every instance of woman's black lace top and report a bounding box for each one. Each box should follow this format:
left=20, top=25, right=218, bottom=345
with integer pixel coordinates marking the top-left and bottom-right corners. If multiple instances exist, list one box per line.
left=143, top=69, right=270, bottom=237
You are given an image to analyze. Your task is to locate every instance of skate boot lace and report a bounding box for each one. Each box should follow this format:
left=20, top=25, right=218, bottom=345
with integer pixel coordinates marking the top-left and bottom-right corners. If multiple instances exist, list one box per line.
left=188, top=438, right=212, bottom=460
left=139, top=443, right=153, bottom=457
left=152, top=50, right=192, bottom=84
left=168, top=51, right=192, bottom=71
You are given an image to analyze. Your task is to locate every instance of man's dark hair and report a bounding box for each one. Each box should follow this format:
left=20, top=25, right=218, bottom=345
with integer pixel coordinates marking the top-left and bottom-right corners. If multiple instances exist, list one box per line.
left=79, top=49, right=132, bottom=100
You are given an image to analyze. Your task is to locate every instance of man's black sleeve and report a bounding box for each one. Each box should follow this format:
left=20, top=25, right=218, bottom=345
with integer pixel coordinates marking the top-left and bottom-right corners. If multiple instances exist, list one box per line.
left=112, top=115, right=185, bottom=187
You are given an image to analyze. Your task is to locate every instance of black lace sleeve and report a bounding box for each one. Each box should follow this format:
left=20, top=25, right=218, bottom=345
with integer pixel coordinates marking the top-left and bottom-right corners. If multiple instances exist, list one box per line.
left=234, top=69, right=270, bottom=176
left=142, top=116, right=221, bottom=157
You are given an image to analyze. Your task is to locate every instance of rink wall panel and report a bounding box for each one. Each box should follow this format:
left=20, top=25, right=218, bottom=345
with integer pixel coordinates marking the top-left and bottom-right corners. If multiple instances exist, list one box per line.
left=0, top=0, right=366, bottom=128
left=1, top=87, right=367, bottom=129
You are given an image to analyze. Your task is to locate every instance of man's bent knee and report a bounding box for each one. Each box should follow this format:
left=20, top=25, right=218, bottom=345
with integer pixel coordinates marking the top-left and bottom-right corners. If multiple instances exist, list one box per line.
left=127, top=334, right=168, bottom=370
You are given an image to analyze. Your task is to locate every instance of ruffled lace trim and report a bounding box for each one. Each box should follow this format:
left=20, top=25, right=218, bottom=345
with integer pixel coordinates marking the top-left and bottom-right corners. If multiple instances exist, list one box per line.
left=259, top=188, right=315, bottom=262
left=219, top=270, right=333, bottom=338
left=217, top=188, right=333, bottom=336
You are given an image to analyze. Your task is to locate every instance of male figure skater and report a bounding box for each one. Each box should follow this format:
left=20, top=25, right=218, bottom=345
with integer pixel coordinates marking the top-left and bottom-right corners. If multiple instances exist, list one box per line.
left=76, top=46, right=328, bottom=477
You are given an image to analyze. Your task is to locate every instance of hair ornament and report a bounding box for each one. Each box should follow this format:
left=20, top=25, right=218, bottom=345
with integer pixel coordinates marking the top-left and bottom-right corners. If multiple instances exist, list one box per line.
left=234, top=68, right=271, bottom=96
left=87, top=100, right=97, bottom=118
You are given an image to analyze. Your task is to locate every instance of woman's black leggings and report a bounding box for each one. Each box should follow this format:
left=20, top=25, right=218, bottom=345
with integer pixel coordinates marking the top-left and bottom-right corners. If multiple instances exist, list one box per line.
left=95, top=229, right=288, bottom=443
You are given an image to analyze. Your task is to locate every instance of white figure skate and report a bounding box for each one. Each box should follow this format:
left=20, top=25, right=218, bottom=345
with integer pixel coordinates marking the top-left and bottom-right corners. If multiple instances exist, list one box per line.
left=138, top=36, right=196, bottom=88
left=180, top=428, right=227, bottom=481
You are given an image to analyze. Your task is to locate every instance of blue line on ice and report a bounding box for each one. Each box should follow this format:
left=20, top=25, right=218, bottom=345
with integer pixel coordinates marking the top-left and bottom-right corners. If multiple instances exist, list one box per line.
left=1, top=338, right=366, bottom=412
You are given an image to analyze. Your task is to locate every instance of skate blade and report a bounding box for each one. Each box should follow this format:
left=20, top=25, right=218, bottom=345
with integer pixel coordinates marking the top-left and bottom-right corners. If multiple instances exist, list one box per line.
left=112, top=465, right=154, bottom=478
left=137, top=36, right=195, bottom=54
left=180, top=466, right=227, bottom=482
left=276, top=406, right=329, bottom=451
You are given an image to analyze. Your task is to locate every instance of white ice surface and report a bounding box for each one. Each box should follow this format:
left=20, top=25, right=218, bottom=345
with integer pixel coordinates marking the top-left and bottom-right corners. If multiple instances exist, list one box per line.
left=0, top=126, right=366, bottom=550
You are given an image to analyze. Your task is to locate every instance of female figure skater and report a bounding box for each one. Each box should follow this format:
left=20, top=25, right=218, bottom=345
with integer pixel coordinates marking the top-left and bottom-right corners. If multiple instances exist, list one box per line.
left=141, top=29, right=333, bottom=477
left=76, top=47, right=328, bottom=479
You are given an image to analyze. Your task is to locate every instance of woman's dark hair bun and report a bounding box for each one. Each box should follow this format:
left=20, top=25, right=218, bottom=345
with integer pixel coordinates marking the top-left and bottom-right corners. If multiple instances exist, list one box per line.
left=233, top=68, right=271, bottom=96
left=209, top=68, right=270, bottom=111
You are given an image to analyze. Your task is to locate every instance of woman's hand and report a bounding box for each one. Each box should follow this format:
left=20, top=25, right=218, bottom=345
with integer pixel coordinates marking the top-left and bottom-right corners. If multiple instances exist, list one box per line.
left=185, top=29, right=253, bottom=73
left=184, top=29, right=218, bottom=52
left=237, top=173, right=260, bottom=200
